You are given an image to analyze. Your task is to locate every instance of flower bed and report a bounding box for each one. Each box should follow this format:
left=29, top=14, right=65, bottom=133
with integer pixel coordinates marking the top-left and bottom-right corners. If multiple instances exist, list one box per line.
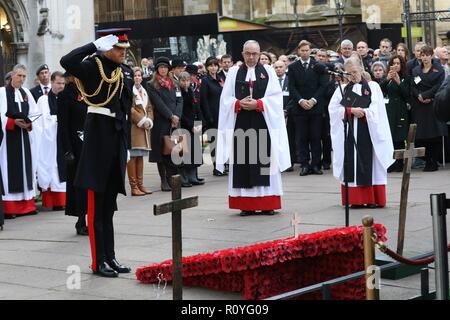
left=136, top=224, right=387, bottom=300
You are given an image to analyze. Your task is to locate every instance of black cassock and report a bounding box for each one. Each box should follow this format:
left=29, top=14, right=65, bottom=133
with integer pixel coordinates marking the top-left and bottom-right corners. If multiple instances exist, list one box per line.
left=57, top=83, right=88, bottom=217
left=341, top=81, right=374, bottom=186
left=232, top=64, right=271, bottom=189
left=4, top=85, right=33, bottom=194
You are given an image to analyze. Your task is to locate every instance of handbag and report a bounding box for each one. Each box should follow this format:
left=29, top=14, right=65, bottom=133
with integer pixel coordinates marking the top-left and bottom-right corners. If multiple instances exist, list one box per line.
left=162, top=127, right=189, bottom=156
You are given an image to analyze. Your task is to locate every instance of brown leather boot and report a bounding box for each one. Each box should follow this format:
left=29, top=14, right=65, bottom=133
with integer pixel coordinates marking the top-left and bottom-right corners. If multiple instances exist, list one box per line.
left=127, top=158, right=145, bottom=196
left=136, top=156, right=152, bottom=194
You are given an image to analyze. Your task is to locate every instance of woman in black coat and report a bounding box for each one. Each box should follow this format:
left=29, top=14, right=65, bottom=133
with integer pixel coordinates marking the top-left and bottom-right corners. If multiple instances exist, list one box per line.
left=380, top=55, right=410, bottom=172
left=411, top=45, right=446, bottom=171
left=179, top=71, right=205, bottom=187
left=57, top=75, right=88, bottom=235
left=200, top=57, right=224, bottom=176
left=148, top=57, right=183, bottom=191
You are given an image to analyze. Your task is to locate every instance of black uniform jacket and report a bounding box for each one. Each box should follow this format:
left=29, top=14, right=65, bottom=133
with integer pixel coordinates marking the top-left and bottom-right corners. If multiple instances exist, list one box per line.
left=60, top=43, right=134, bottom=194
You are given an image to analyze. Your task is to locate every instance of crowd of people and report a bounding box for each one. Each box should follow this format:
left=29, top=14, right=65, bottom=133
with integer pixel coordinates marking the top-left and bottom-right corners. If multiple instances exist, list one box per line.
left=1, top=35, right=449, bottom=228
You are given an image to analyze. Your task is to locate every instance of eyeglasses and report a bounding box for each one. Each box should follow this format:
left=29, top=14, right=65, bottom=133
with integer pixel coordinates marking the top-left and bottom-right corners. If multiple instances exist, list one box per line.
left=243, top=52, right=260, bottom=57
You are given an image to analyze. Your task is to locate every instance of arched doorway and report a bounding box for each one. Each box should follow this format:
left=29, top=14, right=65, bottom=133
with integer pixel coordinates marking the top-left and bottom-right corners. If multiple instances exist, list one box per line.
left=0, top=5, right=14, bottom=80
left=0, top=0, right=27, bottom=85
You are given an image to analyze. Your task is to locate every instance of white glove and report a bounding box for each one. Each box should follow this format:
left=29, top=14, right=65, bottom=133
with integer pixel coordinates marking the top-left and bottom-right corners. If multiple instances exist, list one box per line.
left=93, top=35, right=118, bottom=52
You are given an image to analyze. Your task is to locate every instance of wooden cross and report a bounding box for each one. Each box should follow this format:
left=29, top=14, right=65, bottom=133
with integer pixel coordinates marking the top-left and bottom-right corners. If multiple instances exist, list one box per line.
left=393, top=124, right=425, bottom=255
left=153, top=175, right=198, bottom=300
left=291, top=213, right=301, bottom=238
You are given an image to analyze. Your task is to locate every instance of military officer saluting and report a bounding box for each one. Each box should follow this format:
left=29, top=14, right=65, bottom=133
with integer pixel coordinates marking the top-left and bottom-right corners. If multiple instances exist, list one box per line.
left=60, top=28, right=134, bottom=277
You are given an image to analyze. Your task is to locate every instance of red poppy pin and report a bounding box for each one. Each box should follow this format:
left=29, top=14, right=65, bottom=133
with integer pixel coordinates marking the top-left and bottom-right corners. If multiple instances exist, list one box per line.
left=77, top=95, right=84, bottom=102
left=24, top=96, right=28, bottom=103
left=260, top=73, right=266, bottom=80
left=219, top=79, right=225, bottom=87
left=432, top=68, right=439, bottom=73
left=364, top=90, right=370, bottom=96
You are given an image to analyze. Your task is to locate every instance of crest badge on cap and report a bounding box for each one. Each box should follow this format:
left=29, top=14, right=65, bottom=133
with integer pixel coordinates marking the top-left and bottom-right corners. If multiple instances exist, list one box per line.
left=96, top=28, right=132, bottom=49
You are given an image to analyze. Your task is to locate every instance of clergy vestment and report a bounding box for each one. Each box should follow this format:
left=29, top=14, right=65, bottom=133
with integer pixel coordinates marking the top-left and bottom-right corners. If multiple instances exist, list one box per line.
left=329, top=80, right=394, bottom=207
left=216, top=63, right=291, bottom=211
left=0, top=85, right=41, bottom=216
left=36, top=91, right=66, bottom=208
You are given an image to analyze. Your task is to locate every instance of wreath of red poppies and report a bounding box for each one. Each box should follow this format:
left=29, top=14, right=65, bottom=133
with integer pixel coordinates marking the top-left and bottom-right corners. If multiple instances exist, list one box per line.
left=136, top=224, right=387, bottom=300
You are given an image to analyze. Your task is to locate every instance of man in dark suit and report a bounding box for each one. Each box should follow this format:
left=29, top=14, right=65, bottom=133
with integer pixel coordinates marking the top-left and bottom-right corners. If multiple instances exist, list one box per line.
left=288, top=40, right=329, bottom=176
left=274, top=60, right=295, bottom=171
left=30, top=64, right=51, bottom=103
left=218, top=54, right=233, bottom=81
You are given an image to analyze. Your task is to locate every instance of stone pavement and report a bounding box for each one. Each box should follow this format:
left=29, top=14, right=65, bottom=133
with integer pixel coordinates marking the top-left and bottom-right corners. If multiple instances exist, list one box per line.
left=1, top=161, right=449, bottom=300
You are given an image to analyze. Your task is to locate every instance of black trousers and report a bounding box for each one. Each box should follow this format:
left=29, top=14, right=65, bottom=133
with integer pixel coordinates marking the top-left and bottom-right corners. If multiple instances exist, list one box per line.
left=286, top=116, right=297, bottom=164
left=88, top=162, right=120, bottom=271
left=417, top=137, right=442, bottom=166
left=294, top=113, right=323, bottom=168
left=321, top=113, right=332, bottom=166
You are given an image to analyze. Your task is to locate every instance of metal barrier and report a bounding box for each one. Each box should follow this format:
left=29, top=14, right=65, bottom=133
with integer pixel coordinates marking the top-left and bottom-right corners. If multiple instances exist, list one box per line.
left=267, top=193, right=450, bottom=301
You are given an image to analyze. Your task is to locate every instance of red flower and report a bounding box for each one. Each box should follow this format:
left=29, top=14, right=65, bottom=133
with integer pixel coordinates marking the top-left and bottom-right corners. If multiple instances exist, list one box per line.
left=24, top=96, right=28, bottom=103
left=77, top=95, right=84, bottom=102
left=364, top=90, right=370, bottom=96
left=260, top=73, right=266, bottom=80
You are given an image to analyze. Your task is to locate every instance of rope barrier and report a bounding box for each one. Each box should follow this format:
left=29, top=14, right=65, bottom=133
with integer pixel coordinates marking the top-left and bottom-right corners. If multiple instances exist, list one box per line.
left=373, top=235, right=450, bottom=266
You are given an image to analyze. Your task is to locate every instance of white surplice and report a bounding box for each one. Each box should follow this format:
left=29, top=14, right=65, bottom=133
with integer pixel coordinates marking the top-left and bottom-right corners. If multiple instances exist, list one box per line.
left=216, top=64, right=291, bottom=198
left=36, top=95, right=66, bottom=192
left=329, top=81, right=395, bottom=187
left=0, top=87, right=42, bottom=201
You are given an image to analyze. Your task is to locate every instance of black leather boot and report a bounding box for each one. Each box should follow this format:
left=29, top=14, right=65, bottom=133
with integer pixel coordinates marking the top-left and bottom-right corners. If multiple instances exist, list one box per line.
left=157, top=162, right=171, bottom=191
left=187, top=167, right=204, bottom=185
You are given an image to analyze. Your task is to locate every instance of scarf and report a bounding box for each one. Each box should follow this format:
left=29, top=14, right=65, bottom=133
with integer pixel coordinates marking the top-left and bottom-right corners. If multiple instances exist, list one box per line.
left=156, top=74, right=175, bottom=90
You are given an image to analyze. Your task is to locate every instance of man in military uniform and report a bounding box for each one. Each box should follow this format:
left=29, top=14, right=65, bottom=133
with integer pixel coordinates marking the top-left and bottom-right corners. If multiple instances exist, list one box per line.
left=60, top=28, right=134, bottom=277
left=30, top=64, right=51, bottom=103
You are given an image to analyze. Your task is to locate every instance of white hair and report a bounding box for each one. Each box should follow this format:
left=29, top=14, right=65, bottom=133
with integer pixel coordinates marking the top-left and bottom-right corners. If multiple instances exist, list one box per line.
left=12, top=64, right=27, bottom=74
left=344, top=57, right=363, bottom=70
left=243, top=40, right=260, bottom=51
left=341, top=39, right=354, bottom=49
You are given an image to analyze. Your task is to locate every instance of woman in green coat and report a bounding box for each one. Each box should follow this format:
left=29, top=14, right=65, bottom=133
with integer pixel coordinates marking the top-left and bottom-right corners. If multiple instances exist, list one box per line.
left=380, top=55, right=410, bottom=172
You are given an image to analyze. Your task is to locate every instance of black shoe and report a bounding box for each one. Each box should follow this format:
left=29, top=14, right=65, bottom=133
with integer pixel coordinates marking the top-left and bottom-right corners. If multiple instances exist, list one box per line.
left=190, top=179, right=204, bottom=186
left=322, top=163, right=331, bottom=170
left=366, top=204, right=380, bottom=209
left=311, top=166, right=323, bottom=175
left=161, top=181, right=171, bottom=192
left=349, top=204, right=365, bottom=209
left=300, top=166, right=311, bottom=176
left=107, top=259, right=131, bottom=274
left=240, top=210, right=257, bottom=216
left=53, top=206, right=65, bottom=211
left=213, top=169, right=226, bottom=176
left=395, top=162, right=404, bottom=172
left=284, top=166, right=294, bottom=172
left=423, top=163, right=438, bottom=172
left=95, top=262, right=119, bottom=278
left=75, top=223, right=89, bottom=236
left=196, top=176, right=205, bottom=182
left=260, top=210, right=277, bottom=216
left=4, top=214, right=16, bottom=219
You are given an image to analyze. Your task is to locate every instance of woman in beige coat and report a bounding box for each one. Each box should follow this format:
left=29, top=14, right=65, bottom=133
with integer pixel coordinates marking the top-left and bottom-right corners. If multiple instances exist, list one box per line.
left=128, top=67, right=154, bottom=196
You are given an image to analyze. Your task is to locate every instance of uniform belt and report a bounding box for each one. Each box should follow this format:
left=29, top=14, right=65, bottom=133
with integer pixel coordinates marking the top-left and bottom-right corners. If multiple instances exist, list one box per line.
left=87, top=106, right=116, bottom=118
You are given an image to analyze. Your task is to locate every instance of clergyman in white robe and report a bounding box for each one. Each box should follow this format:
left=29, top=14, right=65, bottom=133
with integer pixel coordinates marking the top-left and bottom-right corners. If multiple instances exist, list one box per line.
left=329, top=79, right=394, bottom=207
left=36, top=92, right=66, bottom=209
left=215, top=62, right=291, bottom=213
left=0, top=85, right=42, bottom=216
